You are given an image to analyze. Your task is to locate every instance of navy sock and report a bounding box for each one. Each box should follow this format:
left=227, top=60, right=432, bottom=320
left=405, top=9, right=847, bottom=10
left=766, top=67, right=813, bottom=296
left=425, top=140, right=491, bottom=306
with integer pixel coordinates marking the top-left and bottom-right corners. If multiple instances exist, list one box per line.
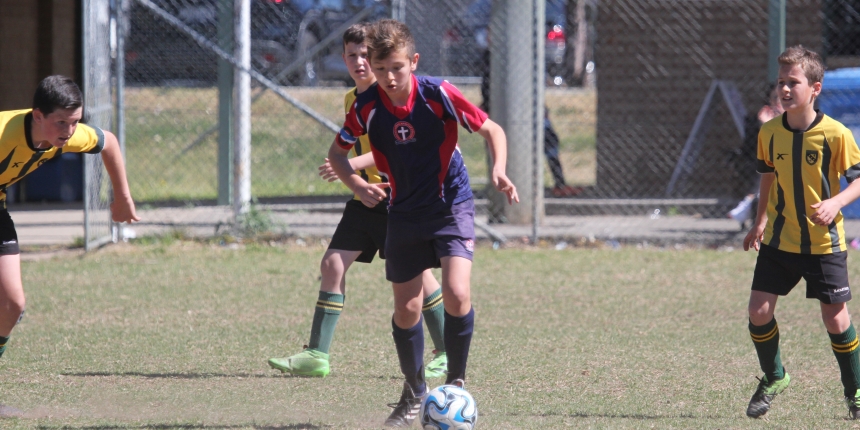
left=392, top=316, right=425, bottom=394
left=444, top=307, right=474, bottom=384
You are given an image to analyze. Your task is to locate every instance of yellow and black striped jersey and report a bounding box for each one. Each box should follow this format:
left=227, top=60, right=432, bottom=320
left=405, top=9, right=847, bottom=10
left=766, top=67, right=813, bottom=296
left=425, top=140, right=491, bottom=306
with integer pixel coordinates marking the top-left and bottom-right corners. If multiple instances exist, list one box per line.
left=344, top=88, right=384, bottom=201
left=756, top=111, right=860, bottom=254
left=0, top=109, right=104, bottom=204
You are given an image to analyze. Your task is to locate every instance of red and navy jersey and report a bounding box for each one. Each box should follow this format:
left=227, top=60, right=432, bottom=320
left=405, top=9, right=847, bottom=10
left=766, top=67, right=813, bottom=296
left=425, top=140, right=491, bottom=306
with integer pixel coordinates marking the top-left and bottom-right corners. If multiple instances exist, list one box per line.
left=336, top=75, right=487, bottom=216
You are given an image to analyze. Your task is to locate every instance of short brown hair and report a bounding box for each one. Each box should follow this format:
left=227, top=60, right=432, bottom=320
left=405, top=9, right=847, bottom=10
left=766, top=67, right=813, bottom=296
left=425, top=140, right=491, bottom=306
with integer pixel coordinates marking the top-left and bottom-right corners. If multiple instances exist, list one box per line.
left=778, top=45, right=824, bottom=84
left=342, top=23, right=368, bottom=51
left=366, top=19, right=415, bottom=62
left=33, top=75, right=82, bottom=115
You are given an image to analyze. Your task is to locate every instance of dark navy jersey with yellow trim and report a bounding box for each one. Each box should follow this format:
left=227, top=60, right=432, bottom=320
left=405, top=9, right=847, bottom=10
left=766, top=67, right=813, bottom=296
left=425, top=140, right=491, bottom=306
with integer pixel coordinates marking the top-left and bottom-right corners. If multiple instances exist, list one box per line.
left=344, top=88, right=384, bottom=202
left=756, top=111, right=860, bottom=254
left=0, top=109, right=105, bottom=203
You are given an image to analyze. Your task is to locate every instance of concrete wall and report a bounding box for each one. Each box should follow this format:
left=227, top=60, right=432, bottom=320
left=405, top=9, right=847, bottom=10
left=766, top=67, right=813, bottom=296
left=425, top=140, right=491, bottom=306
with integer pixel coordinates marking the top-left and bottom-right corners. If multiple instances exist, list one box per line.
left=0, top=0, right=80, bottom=111
left=595, top=0, right=821, bottom=198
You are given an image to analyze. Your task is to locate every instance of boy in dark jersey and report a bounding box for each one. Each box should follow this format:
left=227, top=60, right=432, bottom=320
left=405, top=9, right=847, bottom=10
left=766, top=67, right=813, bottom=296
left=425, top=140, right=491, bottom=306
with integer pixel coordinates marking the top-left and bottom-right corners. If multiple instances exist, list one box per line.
left=0, top=75, right=139, bottom=362
left=329, top=19, right=518, bottom=427
left=743, top=46, right=860, bottom=419
left=268, top=24, right=448, bottom=379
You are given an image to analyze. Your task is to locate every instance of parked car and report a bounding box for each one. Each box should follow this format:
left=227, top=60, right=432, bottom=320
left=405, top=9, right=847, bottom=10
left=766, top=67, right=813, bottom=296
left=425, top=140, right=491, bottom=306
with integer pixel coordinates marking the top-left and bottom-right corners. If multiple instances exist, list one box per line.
left=124, top=0, right=388, bottom=86
left=440, top=0, right=569, bottom=83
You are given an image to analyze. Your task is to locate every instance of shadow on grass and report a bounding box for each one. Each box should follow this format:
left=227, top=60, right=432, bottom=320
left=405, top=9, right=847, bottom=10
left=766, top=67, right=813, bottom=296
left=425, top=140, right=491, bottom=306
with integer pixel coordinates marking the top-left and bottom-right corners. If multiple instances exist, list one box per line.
left=495, top=411, right=725, bottom=420
left=61, top=372, right=406, bottom=381
left=36, top=425, right=329, bottom=429
left=60, top=372, right=275, bottom=379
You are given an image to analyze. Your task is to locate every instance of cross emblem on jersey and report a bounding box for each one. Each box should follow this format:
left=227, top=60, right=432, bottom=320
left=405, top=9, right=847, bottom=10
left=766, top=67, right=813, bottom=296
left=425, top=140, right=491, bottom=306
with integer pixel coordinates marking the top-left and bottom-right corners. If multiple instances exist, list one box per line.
left=392, top=121, right=416, bottom=144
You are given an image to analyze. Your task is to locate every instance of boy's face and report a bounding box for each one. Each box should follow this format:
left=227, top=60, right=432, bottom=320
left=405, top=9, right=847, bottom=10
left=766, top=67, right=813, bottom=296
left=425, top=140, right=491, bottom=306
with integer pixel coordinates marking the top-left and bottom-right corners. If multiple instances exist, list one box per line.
left=342, top=42, right=373, bottom=86
left=777, top=63, right=821, bottom=114
left=32, top=107, right=82, bottom=148
left=370, top=47, right=418, bottom=99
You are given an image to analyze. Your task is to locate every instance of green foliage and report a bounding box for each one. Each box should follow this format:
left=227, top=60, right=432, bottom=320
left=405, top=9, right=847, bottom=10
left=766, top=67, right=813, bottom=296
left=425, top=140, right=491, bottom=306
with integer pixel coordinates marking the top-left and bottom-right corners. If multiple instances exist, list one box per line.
left=236, top=203, right=284, bottom=238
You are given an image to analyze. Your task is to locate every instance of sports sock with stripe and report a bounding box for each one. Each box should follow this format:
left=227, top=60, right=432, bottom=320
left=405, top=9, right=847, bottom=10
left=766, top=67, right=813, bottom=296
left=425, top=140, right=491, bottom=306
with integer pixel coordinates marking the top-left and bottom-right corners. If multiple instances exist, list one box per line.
left=422, top=287, right=445, bottom=353
left=830, top=323, right=860, bottom=397
left=392, top=316, right=426, bottom=394
left=307, top=291, right=344, bottom=354
left=749, top=317, right=784, bottom=381
left=444, top=307, right=474, bottom=384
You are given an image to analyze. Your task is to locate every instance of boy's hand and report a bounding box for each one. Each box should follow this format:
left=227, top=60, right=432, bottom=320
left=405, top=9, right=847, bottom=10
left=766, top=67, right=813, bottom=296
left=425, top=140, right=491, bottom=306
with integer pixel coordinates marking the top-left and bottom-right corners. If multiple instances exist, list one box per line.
left=493, top=171, right=519, bottom=205
left=110, top=195, right=141, bottom=224
left=318, top=158, right=339, bottom=182
left=810, top=199, right=842, bottom=226
left=743, top=223, right=766, bottom=251
left=357, top=182, right=389, bottom=208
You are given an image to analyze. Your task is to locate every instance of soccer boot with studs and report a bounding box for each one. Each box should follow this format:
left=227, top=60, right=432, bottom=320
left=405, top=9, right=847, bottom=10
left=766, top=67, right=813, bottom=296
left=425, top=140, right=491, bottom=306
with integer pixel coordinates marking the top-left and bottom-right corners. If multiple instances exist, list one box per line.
left=424, top=350, right=448, bottom=379
left=267, top=347, right=330, bottom=377
left=384, top=382, right=427, bottom=428
left=746, top=373, right=790, bottom=418
left=846, top=389, right=860, bottom=420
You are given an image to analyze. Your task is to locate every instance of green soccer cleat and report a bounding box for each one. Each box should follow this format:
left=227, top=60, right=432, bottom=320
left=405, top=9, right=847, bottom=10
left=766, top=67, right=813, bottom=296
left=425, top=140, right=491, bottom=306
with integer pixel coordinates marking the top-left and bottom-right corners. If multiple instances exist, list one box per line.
left=746, top=373, right=790, bottom=418
left=268, top=349, right=330, bottom=377
left=846, top=389, right=860, bottom=420
left=425, top=350, right=448, bottom=379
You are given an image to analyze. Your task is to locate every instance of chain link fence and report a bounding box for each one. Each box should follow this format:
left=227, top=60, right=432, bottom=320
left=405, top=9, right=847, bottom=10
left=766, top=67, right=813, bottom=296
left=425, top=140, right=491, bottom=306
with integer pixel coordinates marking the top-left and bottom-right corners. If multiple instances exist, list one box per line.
left=95, top=0, right=860, bottom=244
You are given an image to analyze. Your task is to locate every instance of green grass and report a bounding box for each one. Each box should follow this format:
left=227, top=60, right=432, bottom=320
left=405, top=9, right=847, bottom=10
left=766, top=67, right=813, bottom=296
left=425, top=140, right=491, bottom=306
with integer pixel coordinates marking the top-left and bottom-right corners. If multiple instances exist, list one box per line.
left=123, top=85, right=596, bottom=202
left=1, top=243, right=857, bottom=428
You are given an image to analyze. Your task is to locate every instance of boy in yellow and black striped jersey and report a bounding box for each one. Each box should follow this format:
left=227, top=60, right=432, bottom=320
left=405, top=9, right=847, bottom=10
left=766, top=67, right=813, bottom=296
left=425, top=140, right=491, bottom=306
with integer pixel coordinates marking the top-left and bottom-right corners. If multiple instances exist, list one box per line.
left=0, top=76, right=139, bottom=364
left=743, top=46, right=860, bottom=419
left=267, top=24, right=447, bottom=379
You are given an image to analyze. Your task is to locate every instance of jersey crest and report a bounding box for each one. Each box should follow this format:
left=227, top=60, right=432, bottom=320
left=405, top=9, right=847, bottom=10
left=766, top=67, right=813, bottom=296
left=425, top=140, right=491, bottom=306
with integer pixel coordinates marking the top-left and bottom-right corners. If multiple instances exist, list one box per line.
left=393, top=121, right=416, bottom=145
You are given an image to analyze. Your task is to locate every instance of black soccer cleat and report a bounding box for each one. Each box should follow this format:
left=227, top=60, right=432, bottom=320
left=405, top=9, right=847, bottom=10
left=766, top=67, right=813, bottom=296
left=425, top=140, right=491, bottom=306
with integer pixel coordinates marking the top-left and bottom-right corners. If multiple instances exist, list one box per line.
left=846, top=390, right=860, bottom=420
left=384, top=382, right=427, bottom=428
left=746, top=373, right=790, bottom=418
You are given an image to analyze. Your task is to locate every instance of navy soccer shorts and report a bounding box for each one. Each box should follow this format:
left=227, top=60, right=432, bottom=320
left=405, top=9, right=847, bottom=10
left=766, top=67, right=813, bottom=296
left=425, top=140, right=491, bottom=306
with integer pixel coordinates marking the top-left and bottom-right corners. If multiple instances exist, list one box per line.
left=385, top=198, right=475, bottom=283
left=752, top=244, right=851, bottom=304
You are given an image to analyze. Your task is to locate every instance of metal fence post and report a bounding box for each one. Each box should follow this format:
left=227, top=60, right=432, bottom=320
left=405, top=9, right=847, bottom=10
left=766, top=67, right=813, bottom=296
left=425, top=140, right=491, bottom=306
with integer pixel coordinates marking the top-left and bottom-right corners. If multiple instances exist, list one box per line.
left=233, top=0, right=251, bottom=219
left=218, top=0, right=234, bottom=206
left=490, top=0, right=543, bottom=226
left=767, top=0, right=786, bottom=82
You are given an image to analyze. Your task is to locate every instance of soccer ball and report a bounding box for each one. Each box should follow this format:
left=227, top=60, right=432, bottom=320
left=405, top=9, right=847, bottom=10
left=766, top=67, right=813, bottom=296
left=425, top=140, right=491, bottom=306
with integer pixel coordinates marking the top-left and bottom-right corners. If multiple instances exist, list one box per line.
left=419, top=383, right=478, bottom=430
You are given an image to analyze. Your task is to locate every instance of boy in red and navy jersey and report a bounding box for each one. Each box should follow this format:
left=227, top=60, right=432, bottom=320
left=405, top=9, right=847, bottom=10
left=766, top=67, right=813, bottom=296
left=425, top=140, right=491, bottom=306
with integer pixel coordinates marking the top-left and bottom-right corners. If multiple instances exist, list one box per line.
left=329, top=19, right=517, bottom=427
left=338, top=73, right=484, bottom=216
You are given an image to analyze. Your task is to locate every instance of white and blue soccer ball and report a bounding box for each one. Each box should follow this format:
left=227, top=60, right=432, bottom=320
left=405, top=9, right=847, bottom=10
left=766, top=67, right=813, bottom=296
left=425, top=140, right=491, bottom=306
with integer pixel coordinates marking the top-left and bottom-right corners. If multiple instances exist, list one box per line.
left=419, top=384, right=478, bottom=430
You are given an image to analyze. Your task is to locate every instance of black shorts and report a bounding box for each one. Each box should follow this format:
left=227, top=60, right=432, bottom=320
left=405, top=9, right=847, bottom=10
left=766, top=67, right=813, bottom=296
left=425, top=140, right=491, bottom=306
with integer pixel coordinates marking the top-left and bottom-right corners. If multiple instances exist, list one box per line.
left=328, top=199, right=388, bottom=263
left=752, top=244, right=851, bottom=304
left=0, top=210, right=19, bottom=255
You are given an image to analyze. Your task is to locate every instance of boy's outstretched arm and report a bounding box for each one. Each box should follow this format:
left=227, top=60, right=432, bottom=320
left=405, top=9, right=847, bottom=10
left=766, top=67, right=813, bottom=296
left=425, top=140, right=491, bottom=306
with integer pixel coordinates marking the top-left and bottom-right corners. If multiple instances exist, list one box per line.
left=743, top=173, right=774, bottom=251
left=318, top=152, right=375, bottom=182
left=327, top=140, right=387, bottom=207
left=476, top=119, right=518, bottom=204
left=100, top=131, right=140, bottom=223
left=810, top=176, right=860, bottom=226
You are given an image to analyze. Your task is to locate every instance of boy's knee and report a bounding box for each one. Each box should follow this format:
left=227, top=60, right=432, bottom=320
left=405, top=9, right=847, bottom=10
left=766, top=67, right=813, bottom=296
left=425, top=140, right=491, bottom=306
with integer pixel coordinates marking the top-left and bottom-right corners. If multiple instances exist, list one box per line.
left=748, top=304, right=774, bottom=326
left=319, top=255, right=346, bottom=280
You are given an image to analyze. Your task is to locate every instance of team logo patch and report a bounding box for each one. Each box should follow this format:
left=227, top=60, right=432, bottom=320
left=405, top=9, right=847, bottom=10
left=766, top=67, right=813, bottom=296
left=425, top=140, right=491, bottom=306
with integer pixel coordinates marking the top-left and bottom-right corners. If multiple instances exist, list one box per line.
left=464, top=239, right=474, bottom=253
left=393, top=121, right=416, bottom=144
left=806, top=150, right=819, bottom=165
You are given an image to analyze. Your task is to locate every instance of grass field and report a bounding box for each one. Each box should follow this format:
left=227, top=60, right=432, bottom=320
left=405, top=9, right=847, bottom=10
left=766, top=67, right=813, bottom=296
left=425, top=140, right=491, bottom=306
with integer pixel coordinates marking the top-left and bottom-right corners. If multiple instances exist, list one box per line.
left=123, top=85, right=595, bottom=202
left=1, top=242, right=858, bottom=428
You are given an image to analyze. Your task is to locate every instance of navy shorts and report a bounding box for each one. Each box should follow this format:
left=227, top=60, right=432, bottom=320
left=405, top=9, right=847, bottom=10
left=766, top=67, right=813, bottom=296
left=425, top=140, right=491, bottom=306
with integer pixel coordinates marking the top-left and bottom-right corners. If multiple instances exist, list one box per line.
left=752, top=244, right=851, bottom=304
left=328, top=199, right=388, bottom=263
left=385, top=199, right=475, bottom=283
left=0, top=210, right=19, bottom=255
